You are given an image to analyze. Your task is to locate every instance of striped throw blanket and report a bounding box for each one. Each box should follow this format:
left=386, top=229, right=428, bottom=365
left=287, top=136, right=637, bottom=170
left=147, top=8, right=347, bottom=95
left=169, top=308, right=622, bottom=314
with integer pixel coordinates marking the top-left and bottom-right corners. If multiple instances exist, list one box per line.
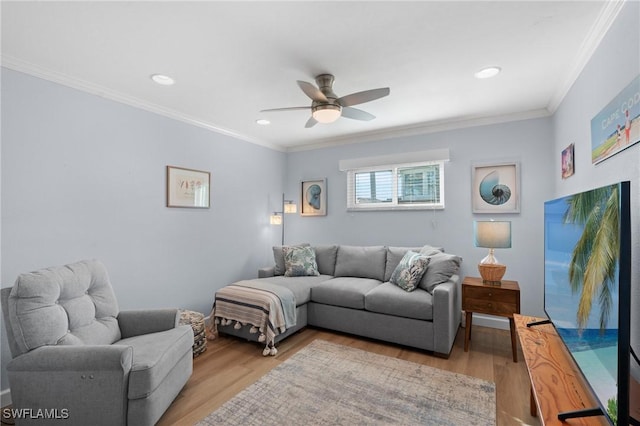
left=210, top=280, right=296, bottom=356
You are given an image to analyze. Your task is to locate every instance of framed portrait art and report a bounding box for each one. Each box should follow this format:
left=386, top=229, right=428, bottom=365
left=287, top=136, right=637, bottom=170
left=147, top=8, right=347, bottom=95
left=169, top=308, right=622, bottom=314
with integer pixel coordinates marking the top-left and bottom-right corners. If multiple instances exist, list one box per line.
left=300, top=178, right=327, bottom=216
left=166, top=166, right=210, bottom=208
left=471, top=161, right=520, bottom=214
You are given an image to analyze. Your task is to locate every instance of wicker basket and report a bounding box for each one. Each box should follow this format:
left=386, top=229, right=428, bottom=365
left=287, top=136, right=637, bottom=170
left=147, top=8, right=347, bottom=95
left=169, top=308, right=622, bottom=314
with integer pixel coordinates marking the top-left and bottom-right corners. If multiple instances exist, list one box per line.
left=478, top=263, right=506, bottom=284
left=179, top=310, right=207, bottom=357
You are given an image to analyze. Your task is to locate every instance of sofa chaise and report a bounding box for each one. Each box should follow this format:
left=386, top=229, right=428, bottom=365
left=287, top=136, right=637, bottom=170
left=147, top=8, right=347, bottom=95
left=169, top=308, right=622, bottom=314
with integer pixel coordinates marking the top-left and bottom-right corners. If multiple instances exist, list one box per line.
left=215, top=244, right=462, bottom=358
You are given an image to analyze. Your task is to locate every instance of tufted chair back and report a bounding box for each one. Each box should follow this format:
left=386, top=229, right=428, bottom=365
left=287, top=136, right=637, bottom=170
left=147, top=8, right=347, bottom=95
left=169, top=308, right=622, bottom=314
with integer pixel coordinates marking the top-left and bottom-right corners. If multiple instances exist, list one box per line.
left=3, top=259, right=121, bottom=357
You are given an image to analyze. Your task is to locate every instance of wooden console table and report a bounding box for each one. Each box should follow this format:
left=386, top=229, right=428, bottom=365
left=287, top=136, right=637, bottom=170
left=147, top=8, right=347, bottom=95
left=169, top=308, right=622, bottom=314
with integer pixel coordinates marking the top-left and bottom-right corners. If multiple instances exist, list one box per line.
left=514, top=314, right=609, bottom=425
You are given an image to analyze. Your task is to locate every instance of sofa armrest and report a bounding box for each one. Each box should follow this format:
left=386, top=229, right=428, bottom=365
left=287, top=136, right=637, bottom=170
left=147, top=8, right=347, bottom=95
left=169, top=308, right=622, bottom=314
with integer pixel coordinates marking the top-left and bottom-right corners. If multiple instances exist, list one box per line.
left=118, top=308, right=179, bottom=338
left=7, top=345, right=133, bottom=372
left=432, top=274, right=461, bottom=356
left=7, top=345, right=132, bottom=425
left=258, top=266, right=275, bottom=278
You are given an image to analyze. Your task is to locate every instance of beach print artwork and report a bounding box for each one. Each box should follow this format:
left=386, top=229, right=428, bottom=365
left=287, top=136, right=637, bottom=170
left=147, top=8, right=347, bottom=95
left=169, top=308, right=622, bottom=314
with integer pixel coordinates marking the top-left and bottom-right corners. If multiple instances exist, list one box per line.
left=591, top=75, right=640, bottom=164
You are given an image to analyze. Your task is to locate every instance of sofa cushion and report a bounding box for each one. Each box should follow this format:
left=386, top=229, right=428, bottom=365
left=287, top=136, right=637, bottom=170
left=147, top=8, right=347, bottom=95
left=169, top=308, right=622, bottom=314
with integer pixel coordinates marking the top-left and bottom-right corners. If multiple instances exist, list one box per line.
left=7, top=259, right=121, bottom=356
left=272, top=243, right=310, bottom=276
left=384, top=246, right=422, bottom=282
left=117, top=325, right=193, bottom=400
left=418, top=252, right=462, bottom=293
left=365, top=282, right=434, bottom=320
left=313, top=245, right=339, bottom=275
left=390, top=251, right=430, bottom=292
left=258, top=275, right=333, bottom=305
left=384, top=245, right=443, bottom=282
left=334, top=245, right=386, bottom=281
left=420, top=244, right=445, bottom=255
left=283, top=246, right=320, bottom=277
left=311, top=277, right=382, bottom=309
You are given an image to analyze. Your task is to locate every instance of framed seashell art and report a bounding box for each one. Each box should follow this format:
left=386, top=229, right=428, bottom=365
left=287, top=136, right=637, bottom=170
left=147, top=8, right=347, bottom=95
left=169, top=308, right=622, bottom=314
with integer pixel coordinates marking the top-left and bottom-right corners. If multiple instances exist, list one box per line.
left=471, top=161, right=520, bottom=214
left=301, top=178, right=327, bottom=216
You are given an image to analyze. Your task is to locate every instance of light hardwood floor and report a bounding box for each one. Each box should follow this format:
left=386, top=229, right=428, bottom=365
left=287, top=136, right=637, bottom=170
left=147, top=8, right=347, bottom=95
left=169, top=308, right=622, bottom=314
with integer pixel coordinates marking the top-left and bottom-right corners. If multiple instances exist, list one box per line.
left=157, top=325, right=541, bottom=426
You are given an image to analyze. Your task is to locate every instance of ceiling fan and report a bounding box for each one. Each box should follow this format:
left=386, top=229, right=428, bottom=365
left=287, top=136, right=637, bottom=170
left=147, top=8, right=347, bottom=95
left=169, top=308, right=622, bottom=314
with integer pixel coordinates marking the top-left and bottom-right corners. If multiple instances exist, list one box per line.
left=260, top=74, right=390, bottom=128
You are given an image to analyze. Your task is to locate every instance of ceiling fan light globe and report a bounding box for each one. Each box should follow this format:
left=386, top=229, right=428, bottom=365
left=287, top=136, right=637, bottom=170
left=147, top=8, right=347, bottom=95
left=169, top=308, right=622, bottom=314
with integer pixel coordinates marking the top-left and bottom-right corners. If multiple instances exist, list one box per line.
left=312, top=104, right=341, bottom=123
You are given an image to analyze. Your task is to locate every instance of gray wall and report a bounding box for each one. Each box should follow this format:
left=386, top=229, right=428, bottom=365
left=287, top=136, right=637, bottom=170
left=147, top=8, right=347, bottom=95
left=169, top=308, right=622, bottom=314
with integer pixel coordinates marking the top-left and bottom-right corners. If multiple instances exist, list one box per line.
left=0, top=69, right=286, bottom=391
left=551, top=0, right=639, bottom=381
left=285, top=118, right=554, bottom=325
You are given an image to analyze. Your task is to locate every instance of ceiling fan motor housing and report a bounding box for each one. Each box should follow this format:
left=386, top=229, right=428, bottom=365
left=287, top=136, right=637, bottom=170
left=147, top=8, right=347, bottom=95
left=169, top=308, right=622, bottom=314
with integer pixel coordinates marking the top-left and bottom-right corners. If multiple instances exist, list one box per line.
left=315, top=74, right=338, bottom=100
left=311, top=74, right=342, bottom=123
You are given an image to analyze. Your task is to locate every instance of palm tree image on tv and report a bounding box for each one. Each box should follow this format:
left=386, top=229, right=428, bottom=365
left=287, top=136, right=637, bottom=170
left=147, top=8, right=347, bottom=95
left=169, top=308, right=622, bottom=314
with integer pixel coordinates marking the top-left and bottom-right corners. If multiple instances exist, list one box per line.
left=564, top=184, right=619, bottom=332
left=553, top=183, right=620, bottom=423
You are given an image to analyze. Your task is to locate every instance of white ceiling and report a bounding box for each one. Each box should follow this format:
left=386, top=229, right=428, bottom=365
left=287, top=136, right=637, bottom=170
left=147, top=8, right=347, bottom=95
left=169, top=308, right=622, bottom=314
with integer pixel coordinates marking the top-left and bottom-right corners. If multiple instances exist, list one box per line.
left=1, top=1, right=621, bottom=151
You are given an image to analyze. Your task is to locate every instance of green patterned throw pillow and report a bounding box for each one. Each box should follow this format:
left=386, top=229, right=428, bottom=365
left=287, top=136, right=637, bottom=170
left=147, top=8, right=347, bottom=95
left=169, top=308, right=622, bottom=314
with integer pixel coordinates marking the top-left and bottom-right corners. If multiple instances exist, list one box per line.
left=390, top=251, right=430, bottom=292
left=283, top=246, right=320, bottom=277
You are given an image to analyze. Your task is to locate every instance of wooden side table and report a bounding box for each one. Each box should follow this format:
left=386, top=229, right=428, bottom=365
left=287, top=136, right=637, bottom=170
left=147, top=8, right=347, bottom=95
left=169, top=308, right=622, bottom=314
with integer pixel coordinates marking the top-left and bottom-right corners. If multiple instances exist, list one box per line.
left=462, top=276, right=520, bottom=362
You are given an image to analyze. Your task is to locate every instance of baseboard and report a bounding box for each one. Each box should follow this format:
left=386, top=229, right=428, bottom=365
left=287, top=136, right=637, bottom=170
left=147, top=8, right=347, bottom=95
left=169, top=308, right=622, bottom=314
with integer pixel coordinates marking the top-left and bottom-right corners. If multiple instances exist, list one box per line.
left=472, top=314, right=510, bottom=330
left=0, top=388, right=11, bottom=408
left=461, top=311, right=510, bottom=330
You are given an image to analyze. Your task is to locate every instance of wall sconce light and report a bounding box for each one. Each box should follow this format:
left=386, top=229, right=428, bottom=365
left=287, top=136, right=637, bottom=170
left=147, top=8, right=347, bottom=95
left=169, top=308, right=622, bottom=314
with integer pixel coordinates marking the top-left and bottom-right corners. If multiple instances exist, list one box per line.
left=474, top=220, right=511, bottom=285
left=271, top=193, right=297, bottom=245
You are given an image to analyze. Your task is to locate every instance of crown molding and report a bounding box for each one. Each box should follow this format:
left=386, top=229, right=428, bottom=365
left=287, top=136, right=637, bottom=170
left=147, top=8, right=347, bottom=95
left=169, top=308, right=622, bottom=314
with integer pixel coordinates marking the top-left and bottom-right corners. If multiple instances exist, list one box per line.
left=5, top=56, right=549, bottom=153
left=285, top=109, right=551, bottom=152
left=1, top=56, right=286, bottom=152
left=547, top=0, right=625, bottom=113
left=5, top=0, right=617, bottom=159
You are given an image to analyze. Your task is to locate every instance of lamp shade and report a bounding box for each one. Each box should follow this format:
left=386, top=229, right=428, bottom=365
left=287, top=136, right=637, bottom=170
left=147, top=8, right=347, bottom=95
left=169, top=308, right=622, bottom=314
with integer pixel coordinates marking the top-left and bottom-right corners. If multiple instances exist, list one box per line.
left=270, top=214, right=282, bottom=225
left=284, top=202, right=297, bottom=214
left=474, top=221, right=511, bottom=248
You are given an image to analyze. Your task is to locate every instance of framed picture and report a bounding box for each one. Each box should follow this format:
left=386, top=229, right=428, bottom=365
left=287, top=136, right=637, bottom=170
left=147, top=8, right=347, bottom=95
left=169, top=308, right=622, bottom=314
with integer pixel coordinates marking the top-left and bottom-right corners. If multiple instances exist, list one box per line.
left=561, top=143, right=575, bottom=179
left=590, top=74, right=640, bottom=164
left=300, top=178, right=327, bottom=216
left=471, top=161, right=520, bottom=214
left=166, top=166, right=210, bottom=208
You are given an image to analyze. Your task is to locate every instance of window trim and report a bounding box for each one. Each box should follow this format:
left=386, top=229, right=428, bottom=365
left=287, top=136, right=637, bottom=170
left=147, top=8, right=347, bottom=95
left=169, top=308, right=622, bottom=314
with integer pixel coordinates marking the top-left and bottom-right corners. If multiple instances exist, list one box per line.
left=346, top=159, right=446, bottom=211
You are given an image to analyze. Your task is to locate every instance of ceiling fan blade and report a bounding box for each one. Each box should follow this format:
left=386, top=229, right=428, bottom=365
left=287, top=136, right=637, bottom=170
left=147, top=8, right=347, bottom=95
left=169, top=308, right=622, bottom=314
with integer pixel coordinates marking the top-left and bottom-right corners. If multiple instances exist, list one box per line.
left=260, top=106, right=310, bottom=113
left=305, top=116, right=318, bottom=128
left=297, top=81, right=328, bottom=102
left=341, top=106, right=375, bottom=121
left=337, top=87, right=390, bottom=107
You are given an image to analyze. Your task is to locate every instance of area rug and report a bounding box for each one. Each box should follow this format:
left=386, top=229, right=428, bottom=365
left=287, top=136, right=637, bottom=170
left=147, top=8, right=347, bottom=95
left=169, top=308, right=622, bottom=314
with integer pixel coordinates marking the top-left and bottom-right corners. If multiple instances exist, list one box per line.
left=196, top=339, right=496, bottom=425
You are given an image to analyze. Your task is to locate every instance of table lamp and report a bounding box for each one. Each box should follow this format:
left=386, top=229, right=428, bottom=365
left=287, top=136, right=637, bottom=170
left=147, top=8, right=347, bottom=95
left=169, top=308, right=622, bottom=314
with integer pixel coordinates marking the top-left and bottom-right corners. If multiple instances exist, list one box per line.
left=474, top=220, right=511, bottom=285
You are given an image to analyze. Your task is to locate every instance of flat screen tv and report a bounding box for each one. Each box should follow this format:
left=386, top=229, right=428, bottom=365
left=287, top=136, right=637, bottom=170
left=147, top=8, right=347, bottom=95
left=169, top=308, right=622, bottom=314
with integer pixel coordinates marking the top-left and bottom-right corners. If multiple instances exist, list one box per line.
left=539, top=181, right=638, bottom=425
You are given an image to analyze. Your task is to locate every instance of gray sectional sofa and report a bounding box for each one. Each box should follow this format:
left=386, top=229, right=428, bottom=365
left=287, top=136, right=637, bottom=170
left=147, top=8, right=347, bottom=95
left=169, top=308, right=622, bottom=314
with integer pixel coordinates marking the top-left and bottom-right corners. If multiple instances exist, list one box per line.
left=216, top=244, right=462, bottom=357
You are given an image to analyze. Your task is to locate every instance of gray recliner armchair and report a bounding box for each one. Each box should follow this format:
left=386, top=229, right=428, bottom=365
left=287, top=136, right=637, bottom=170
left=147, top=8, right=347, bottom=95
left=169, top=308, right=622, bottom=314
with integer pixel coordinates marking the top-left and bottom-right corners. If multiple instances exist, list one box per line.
left=1, top=259, right=194, bottom=426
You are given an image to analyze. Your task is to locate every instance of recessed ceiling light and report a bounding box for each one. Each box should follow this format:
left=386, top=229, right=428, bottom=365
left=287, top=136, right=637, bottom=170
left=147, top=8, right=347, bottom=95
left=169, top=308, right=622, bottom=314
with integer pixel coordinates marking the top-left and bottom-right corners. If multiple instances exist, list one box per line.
left=150, top=74, right=175, bottom=86
left=256, top=119, right=271, bottom=125
left=474, top=66, right=501, bottom=79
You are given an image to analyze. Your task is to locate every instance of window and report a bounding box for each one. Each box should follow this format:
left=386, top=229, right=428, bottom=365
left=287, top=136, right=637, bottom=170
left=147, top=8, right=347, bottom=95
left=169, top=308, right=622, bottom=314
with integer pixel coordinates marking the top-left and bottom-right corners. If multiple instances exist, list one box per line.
left=347, top=160, right=445, bottom=210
